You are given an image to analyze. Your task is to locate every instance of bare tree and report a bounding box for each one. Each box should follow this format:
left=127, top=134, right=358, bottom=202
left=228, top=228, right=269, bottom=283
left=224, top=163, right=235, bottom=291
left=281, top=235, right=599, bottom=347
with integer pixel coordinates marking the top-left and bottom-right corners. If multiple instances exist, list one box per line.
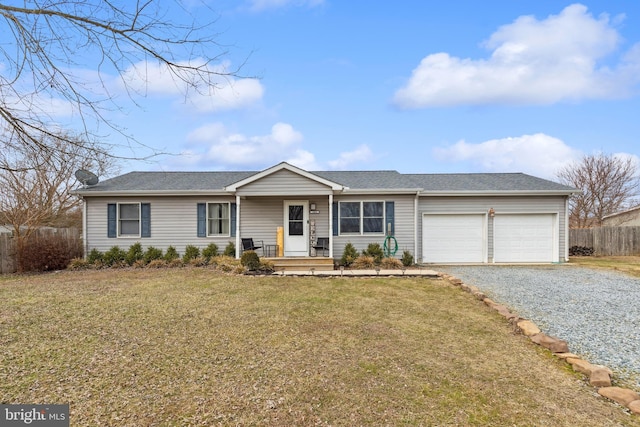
left=0, top=132, right=116, bottom=236
left=556, top=153, right=640, bottom=228
left=0, top=1, right=240, bottom=169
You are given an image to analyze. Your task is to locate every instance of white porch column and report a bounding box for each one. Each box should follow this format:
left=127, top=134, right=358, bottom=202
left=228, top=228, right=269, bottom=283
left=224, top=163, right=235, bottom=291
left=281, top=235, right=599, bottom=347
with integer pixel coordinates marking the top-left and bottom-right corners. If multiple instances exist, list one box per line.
left=235, top=195, right=241, bottom=259
left=328, top=194, right=333, bottom=258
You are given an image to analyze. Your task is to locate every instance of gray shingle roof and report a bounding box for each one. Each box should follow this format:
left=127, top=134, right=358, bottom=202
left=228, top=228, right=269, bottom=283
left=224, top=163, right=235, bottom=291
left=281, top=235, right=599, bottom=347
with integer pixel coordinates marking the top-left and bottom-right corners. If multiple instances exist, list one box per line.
left=75, top=168, right=576, bottom=194
left=405, top=173, right=576, bottom=192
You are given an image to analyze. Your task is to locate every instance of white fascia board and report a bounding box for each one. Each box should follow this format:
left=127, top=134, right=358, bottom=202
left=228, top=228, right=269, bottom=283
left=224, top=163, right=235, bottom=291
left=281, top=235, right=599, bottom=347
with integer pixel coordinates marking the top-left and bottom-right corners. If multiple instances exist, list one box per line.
left=339, top=188, right=422, bottom=195
left=419, top=190, right=578, bottom=197
left=74, top=190, right=231, bottom=197
left=225, top=161, right=344, bottom=191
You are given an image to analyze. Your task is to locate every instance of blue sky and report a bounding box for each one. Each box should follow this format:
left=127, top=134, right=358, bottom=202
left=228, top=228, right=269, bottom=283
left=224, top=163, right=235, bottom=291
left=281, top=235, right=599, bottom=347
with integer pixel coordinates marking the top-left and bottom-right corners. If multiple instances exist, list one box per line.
left=61, top=1, right=640, bottom=179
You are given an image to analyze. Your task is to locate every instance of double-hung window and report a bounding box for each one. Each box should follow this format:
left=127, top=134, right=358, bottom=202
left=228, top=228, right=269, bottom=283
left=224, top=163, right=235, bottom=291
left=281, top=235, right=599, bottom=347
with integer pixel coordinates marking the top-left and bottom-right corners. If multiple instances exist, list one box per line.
left=118, top=203, right=140, bottom=237
left=207, top=202, right=230, bottom=236
left=339, top=201, right=384, bottom=235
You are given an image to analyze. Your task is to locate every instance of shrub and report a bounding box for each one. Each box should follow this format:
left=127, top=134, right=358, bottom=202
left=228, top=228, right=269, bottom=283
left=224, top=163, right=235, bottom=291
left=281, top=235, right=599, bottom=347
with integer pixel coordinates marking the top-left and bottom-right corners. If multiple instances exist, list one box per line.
left=164, top=245, right=179, bottom=261
left=212, top=255, right=240, bottom=272
left=362, top=243, right=384, bottom=265
left=240, top=250, right=260, bottom=271
left=132, top=259, right=147, bottom=269
left=126, top=242, right=144, bottom=265
left=259, top=259, right=275, bottom=273
left=103, top=246, right=127, bottom=267
left=202, top=243, right=219, bottom=260
left=143, top=246, right=164, bottom=263
left=380, top=257, right=403, bottom=269
left=182, top=245, right=200, bottom=263
left=68, top=257, right=89, bottom=270
left=87, top=248, right=104, bottom=264
left=16, top=232, right=83, bottom=272
left=167, top=258, right=184, bottom=268
left=352, top=255, right=375, bottom=269
left=340, top=242, right=358, bottom=267
left=223, top=241, right=236, bottom=257
left=401, top=250, right=414, bottom=267
left=147, top=259, right=168, bottom=269
left=189, top=256, right=208, bottom=267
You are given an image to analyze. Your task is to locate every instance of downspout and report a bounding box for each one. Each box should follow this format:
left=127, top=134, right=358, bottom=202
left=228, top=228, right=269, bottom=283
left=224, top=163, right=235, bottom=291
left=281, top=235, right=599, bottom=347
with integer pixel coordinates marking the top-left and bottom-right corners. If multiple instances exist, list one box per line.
left=414, top=193, right=419, bottom=263
left=328, top=193, right=334, bottom=258
left=82, top=197, right=88, bottom=259
left=235, top=195, right=241, bottom=259
left=564, top=196, right=570, bottom=262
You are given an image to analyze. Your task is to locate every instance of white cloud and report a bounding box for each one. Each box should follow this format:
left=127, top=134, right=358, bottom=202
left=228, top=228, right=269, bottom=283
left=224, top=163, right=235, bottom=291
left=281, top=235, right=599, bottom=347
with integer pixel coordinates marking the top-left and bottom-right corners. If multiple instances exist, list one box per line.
left=394, top=4, right=640, bottom=108
left=433, top=133, right=582, bottom=179
left=248, top=0, right=324, bottom=12
left=327, top=145, right=374, bottom=170
left=181, top=122, right=314, bottom=168
left=120, top=59, right=264, bottom=112
left=172, top=123, right=377, bottom=171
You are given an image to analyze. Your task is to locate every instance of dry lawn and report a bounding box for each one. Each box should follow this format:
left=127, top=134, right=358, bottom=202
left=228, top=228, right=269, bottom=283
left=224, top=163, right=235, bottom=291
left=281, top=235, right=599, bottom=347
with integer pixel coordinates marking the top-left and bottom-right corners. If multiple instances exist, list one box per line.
left=570, top=255, right=640, bottom=278
left=1, top=269, right=638, bottom=426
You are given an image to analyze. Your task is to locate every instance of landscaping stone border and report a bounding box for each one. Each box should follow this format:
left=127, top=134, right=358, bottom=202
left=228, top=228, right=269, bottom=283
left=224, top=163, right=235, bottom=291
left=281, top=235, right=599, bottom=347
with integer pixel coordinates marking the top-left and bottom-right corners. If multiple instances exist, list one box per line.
left=440, top=272, right=640, bottom=416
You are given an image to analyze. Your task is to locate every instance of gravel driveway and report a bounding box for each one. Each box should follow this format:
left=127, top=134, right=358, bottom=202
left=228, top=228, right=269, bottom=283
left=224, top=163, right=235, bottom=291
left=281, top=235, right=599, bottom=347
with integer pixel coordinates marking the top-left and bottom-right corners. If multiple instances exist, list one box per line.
left=435, top=264, right=640, bottom=389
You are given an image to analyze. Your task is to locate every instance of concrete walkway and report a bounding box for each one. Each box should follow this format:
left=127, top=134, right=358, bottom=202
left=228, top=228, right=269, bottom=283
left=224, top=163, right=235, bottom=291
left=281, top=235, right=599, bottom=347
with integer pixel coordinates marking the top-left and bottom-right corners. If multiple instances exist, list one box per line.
left=273, top=268, right=440, bottom=277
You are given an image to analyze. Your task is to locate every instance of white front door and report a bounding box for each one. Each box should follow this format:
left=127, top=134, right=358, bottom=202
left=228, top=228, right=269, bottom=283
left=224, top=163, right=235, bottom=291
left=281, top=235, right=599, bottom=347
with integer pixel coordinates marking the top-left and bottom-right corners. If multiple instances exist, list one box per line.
left=284, top=200, right=309, bottom=256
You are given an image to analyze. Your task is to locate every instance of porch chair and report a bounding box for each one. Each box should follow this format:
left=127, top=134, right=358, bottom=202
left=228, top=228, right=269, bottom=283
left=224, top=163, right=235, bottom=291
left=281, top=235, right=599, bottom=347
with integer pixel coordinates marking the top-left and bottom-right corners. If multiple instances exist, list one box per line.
left=312, top=237, right=329, bottom=257
left=241, top=238, right=264, bottom=256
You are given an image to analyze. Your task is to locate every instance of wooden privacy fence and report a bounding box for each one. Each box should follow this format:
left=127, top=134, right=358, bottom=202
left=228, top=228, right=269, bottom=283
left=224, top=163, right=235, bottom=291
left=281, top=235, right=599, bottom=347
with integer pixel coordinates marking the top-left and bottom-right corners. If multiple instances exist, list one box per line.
left=570, top=226, right=640, bottom=256
left=0, top=228, right=80, bottom=274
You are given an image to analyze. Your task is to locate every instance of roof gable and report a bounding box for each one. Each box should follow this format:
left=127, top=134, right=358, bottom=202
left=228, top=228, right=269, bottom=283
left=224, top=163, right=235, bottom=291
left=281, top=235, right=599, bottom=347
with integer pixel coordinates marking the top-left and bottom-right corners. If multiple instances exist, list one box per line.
left=225, top=162, right=345, bottom=191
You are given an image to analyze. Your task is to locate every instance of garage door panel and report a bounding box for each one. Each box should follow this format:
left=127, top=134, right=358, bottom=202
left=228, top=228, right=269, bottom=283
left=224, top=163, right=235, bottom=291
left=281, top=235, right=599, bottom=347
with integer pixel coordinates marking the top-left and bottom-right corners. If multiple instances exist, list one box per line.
left=423, top=214, right=485, bottom=263
left=494, top=214, right=555, bottom=263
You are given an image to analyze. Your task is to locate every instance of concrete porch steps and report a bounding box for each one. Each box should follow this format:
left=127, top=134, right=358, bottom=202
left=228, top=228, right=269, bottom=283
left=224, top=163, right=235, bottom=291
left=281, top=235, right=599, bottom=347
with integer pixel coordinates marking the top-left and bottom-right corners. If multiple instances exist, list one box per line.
left=266, top=257, right=334, bottom=272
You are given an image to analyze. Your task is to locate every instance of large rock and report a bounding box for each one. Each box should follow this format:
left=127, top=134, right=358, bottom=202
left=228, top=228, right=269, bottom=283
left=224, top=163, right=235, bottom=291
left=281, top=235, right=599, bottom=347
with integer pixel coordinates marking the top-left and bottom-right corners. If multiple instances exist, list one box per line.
left=589, top=368, right=612, bottom=387
left=554, top=352, right=581, bottom=360
left=629, top=400, right=640, bottom=415
left=530, top=333, right=570, bottom=353
left=566, top=357, right=594, bottom=375
left=598, top=387, right=640, bottom=407
left=517, top=320, right=541, bottom=336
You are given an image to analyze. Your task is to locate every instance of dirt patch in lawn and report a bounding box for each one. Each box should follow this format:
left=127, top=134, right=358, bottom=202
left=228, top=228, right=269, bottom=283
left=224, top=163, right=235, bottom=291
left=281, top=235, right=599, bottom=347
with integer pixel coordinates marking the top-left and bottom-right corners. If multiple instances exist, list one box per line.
left=1, top=269, right=638, bottom=426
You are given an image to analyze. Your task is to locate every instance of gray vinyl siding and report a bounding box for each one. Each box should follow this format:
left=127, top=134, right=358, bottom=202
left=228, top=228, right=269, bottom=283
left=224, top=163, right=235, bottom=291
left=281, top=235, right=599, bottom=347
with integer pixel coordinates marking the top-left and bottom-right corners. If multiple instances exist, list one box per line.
left=86, top=196, right=236, bottom=254
left=332, top=195, right=415, bottom=260
left=236, top=169, right=332, bottom=196
left=417, top=196, right=569, bottom=263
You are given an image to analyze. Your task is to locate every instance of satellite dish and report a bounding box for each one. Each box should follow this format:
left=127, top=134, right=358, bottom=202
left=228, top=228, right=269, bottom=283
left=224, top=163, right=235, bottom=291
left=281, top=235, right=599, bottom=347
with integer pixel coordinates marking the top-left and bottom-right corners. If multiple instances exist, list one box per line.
left=75, top=169, right=99, bottom=187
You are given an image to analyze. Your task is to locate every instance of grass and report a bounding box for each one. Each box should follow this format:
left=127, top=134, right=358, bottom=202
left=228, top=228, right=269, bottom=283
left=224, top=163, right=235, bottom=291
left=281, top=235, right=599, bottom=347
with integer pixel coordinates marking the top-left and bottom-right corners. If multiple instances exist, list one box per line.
left=1, top=268, right=639, bottom=426
left=570, top=255, right=640, bottom=278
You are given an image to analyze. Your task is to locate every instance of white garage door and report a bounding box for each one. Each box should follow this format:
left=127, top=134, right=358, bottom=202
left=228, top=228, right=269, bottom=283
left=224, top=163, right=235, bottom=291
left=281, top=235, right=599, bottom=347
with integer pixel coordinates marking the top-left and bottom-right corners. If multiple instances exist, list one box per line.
left=422, top=214, right=485, bottom=263
left=494, top=214, right=555, bottom=263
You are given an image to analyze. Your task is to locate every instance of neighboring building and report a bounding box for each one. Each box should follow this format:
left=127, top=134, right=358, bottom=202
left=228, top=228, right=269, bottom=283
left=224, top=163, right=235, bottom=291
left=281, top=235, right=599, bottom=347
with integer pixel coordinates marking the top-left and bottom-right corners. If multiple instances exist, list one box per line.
left=73, top=162, right=578, bottom=264
left=601, top=206, right=640, bottom=227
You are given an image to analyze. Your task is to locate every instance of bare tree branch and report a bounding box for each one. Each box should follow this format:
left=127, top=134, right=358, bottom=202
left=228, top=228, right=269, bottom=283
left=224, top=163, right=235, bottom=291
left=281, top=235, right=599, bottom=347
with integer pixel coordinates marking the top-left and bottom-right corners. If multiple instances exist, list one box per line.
left=556, top=153, right=640, bottom=228
left=0, top=0, right=242, bottom=169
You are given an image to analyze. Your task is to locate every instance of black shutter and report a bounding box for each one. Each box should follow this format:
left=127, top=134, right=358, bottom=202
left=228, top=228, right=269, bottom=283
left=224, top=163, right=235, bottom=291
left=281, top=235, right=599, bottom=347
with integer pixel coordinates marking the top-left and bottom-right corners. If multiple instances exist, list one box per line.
left=230, top=203, right=237, bottom=237
left=107, top=204, right=117, bottom=238
left=197, top=203, right=206, bottom=237
left=332, top=202, right=338, bottom=236
left=141, top=203, right=151, bottom=238
left=385, top=201, right=395, bottom=235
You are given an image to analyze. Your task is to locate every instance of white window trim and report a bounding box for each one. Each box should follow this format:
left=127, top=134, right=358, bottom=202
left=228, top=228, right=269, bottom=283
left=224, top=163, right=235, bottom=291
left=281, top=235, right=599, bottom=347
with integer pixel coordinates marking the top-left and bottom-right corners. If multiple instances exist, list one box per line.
left=338, top=200, right=385, bottom=236
left=117, top=202, right=141, bottom=238
left=207, top=201, right=231, bottom=237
